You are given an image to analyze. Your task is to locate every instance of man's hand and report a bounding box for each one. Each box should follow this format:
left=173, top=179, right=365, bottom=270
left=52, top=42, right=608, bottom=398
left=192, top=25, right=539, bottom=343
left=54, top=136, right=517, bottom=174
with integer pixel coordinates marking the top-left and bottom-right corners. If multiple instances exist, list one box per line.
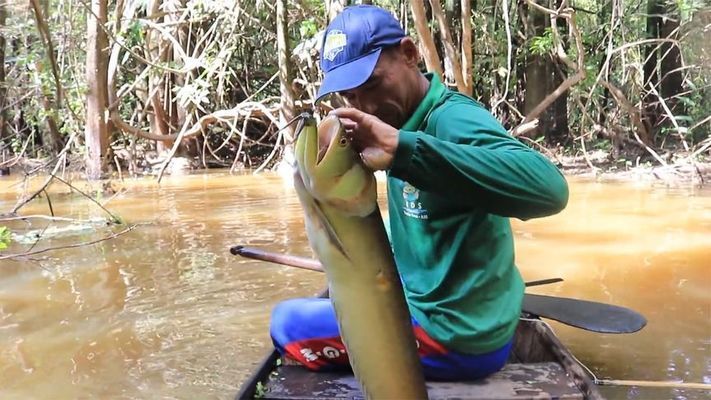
left=330, top=108, right=398, bottom=171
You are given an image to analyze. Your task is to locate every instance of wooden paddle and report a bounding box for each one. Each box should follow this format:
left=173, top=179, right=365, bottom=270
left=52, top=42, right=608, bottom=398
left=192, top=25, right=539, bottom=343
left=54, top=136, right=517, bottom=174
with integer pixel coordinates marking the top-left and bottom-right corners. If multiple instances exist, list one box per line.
left=230, top=245, right=647, bottom=334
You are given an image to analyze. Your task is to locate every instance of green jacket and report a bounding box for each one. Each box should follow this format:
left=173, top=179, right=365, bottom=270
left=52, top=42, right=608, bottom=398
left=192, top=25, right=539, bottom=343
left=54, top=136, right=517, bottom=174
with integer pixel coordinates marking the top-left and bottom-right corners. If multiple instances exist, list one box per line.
left=388, top=73, right=569, bottom=354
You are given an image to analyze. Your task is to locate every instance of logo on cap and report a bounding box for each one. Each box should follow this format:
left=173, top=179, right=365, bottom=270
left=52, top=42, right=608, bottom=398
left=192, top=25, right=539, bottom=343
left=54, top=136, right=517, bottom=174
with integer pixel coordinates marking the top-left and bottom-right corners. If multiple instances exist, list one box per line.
left=323, top=30, right=347, bottom=61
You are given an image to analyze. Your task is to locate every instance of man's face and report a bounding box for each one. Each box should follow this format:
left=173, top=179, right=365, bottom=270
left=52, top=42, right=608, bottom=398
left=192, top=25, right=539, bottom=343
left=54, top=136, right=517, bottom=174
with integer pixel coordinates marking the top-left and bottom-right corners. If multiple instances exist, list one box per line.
left=338, top=47, right=416, bottom=129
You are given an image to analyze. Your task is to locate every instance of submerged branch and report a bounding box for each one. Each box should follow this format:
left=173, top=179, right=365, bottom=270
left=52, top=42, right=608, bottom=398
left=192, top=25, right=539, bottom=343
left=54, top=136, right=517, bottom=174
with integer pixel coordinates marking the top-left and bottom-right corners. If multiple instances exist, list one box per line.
left=0, top=215, right=111, bottom=224
left=48, top=174, right=122, bottom=223
left=0, top=224, right=139, bottom=261
left=5, top=142, right=121, bottom=222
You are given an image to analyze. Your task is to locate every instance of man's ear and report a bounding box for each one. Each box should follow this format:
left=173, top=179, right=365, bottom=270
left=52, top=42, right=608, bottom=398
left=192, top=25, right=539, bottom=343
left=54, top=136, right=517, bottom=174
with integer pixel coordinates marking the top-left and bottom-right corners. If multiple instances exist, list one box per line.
left=399, top=37, right=420, bottom=68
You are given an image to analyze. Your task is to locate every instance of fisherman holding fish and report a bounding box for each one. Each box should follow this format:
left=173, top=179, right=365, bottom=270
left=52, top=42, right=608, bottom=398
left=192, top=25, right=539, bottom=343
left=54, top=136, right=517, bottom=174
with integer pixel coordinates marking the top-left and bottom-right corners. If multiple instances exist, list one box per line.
left=271, top=5, right=569, bottom=381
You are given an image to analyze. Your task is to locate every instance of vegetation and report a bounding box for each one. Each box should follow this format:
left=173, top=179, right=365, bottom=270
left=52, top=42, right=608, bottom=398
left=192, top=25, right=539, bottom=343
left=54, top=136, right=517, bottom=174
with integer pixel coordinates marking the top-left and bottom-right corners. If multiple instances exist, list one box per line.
left=0, top=226, right=10, bottom=249
left=0, top=0, right=707, bottom=181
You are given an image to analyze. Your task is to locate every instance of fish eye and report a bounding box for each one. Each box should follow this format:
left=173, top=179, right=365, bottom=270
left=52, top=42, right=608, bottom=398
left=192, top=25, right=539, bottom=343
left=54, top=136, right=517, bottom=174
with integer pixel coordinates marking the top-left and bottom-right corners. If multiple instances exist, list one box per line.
left=339, top=137, right=348, bottom=146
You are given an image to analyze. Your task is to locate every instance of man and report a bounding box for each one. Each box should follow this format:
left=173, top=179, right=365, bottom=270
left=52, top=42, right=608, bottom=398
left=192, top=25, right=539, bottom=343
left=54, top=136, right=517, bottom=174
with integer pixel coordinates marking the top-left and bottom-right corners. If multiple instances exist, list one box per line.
left=270, top=5, right=568, bottom=380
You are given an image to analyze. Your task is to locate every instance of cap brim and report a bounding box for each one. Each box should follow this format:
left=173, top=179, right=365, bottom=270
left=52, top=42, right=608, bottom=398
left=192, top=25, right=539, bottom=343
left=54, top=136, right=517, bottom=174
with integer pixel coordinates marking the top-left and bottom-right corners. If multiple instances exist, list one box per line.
left=315, top=48, right=382, bottom=103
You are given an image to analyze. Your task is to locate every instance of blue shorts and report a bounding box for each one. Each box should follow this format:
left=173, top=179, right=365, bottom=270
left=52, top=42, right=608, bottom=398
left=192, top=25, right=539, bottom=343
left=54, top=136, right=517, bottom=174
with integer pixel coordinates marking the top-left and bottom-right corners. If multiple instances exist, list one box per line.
left=270, top=297, right=512, bottom=381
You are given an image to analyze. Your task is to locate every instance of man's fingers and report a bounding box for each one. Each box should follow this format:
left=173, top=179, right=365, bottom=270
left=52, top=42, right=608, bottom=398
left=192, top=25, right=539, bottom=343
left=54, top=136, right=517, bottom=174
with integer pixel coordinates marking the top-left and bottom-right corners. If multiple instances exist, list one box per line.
left=338, top=117, right=357, bottom=129
left=330, top=107, right=364, bottom=122
left=329, top=109, right=360, bottom=137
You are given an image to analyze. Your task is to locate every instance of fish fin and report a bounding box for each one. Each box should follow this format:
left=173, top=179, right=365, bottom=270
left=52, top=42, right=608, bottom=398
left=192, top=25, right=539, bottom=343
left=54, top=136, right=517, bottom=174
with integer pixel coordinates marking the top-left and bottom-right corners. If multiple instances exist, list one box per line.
left=295, top=172, right=351, bottom=262
left=308, top=199, right=351, bottom=262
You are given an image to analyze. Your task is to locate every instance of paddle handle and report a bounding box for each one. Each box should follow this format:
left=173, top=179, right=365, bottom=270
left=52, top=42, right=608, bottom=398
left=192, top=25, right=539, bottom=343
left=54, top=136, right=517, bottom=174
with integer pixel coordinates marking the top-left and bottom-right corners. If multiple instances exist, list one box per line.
left=230, top=245, right=323, bottom=272
left=230, top=246, right=562, bottom=288
left=596, top=379, right=711, bottom=391
left=230, top=245, right=647, bottom=334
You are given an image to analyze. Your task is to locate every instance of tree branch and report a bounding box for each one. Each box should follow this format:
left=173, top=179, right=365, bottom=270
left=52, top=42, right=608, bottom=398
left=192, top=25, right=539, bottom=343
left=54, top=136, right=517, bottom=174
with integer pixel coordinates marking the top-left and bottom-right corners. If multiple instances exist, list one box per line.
left=512, top=1, right=586, bottom=136
left=409, top=0, right=444, bottom=77
left=460, top=0, right=473, bottom=95
left=29, top=0, right=63, bottom=107
left=429, top=0, right=468, bottom=94
left=600, top=80, right=667, bottom=166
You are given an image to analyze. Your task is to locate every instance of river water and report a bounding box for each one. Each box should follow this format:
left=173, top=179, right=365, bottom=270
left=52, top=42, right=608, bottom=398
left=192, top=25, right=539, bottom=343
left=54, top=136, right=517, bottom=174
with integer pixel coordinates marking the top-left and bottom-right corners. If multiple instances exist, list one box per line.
left=0, top=171, right=709, bottom=399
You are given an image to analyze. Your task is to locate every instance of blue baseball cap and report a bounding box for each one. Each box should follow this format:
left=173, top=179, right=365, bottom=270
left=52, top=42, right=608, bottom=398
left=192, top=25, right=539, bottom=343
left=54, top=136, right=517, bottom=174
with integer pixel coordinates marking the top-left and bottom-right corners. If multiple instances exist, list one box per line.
left=316, top=5, right=405, bottom=103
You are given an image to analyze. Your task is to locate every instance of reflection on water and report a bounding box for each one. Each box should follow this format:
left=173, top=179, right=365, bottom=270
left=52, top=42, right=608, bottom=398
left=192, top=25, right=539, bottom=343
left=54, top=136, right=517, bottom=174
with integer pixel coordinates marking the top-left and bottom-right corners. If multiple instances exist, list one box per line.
left=0, top=171, right=709, bottom=399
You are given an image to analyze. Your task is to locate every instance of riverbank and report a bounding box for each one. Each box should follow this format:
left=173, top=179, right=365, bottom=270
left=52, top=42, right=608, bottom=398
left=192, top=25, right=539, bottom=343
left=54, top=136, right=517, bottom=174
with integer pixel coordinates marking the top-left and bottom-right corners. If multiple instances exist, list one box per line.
left=555, top=150, right=710, bottom=189
left=2, top=147, right=709, bottom=192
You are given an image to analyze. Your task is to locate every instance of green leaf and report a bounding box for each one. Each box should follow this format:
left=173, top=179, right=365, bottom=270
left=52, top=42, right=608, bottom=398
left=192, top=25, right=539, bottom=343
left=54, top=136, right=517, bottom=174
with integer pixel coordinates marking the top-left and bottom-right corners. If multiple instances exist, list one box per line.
left=678, top=97, right=696, bottom=108
left=0, top=226, right=11, bottom=250
left=299, top=19, right=318, bottom=39
left=529, top=28, right=554, bottom=56
left=255, top=381, right=266, bottom=398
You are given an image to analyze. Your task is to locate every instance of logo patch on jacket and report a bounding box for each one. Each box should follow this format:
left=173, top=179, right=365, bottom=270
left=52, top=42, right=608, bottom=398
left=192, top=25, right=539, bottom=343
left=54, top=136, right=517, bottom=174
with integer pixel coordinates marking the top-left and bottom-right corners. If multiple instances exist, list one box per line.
left=402, top=182, right=428, bottom=220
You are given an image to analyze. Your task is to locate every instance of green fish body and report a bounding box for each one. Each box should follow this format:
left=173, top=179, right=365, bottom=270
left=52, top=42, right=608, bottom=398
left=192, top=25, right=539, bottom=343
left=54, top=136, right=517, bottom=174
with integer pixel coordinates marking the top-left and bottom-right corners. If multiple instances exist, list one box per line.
left=293, top=115, right=429, bottom=400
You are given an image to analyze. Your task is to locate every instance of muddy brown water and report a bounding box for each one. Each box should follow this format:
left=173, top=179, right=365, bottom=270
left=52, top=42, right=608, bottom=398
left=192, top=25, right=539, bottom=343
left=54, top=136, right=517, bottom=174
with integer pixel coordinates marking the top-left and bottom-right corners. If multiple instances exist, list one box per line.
left=0, top=171, right=709, bottom=399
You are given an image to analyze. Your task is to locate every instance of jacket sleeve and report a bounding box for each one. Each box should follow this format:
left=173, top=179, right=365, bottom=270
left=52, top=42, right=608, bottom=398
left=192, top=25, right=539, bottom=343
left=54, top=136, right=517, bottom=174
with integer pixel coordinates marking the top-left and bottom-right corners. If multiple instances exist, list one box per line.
left=388, top=101, right=569, bottom=220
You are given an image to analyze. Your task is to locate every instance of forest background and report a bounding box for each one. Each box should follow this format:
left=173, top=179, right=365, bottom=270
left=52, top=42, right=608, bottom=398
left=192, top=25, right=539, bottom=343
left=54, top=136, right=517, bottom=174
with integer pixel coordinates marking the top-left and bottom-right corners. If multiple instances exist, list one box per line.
left=0, top=0, right=708, bottom=184
left=0, top=2, right=708, bottom=393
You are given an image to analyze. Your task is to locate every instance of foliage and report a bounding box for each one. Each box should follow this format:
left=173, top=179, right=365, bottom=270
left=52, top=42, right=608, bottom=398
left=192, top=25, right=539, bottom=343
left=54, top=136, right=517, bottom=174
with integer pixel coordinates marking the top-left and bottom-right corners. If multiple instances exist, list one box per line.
left=0, top=226, right=11, bottom=250
left=254, top=381, right=266, bottom=398
left=529, top=28, right=553, bottom=56
left=674, top=0, right=706, bottom=22
left=0, top=0, right=707, bottom=175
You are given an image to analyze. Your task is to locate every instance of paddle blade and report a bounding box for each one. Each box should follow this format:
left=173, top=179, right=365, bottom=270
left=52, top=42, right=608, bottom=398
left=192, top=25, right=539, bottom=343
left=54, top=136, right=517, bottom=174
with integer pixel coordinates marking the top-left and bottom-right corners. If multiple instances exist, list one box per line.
left=523, top=293, right=647, bottom=334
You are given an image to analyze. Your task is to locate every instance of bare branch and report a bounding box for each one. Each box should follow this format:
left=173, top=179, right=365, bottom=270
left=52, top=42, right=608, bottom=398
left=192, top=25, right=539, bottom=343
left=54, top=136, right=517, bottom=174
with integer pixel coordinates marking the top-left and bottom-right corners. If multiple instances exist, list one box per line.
left=9, top=154, right=65, bottom=215
left=600, top=80, right=668, bottom=166
left=460, top=0, right=473, bottom=95
left=492, top=0, right=513, bottom=111
left=512, top=0, right=586, bottom=136
left=647, top=84, right=689, bottom=151
left=29, top=0, right=63, bottom=106
left=48, top=174, right=122, bottom=223
left=429, top=0, right=468, bottom=94
left=0, top=215, right=110, bottom=224
left=409, top=0, right=443, bottom=77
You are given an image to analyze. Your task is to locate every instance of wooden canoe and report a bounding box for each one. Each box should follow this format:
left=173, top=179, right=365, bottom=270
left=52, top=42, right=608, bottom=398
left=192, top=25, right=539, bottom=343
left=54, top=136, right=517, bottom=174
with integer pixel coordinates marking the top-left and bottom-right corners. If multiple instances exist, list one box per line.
left=236, top=314, right=604, bottom=400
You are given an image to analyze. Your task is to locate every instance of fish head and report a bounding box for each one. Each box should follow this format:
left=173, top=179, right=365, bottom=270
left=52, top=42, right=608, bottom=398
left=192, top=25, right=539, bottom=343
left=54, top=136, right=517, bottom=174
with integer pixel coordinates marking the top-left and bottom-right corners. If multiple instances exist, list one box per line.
left=316, top=115, right=360, bottom=174
left=295, top=115, right=377, bottom=216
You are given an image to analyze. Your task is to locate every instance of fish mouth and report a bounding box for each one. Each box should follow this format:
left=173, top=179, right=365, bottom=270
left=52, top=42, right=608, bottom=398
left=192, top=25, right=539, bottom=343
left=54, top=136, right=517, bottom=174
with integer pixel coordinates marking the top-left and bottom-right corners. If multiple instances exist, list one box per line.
left=294, top=114, right=344, bottom=165
left=316, top=116, right=344, bottom=164
left=317, top=145, right=328, bottom=163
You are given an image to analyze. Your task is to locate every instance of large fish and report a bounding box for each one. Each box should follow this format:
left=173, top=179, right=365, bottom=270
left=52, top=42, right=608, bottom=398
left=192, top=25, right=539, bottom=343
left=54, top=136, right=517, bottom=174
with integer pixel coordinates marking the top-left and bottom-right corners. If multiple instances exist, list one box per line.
left=293, top=114, right=429, bottom=400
